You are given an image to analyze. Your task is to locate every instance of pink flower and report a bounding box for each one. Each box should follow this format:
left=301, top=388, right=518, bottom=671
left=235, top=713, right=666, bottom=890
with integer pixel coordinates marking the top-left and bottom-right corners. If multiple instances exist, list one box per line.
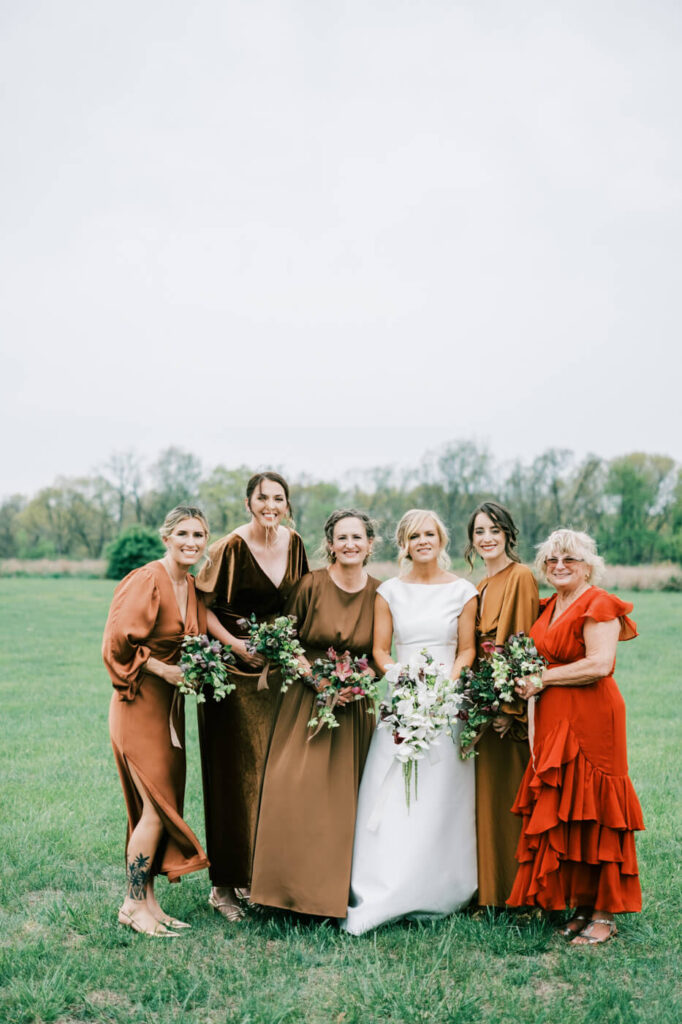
left=335, top=658, right=353, bottom=682
left=481, top=641, right=496, bottom=655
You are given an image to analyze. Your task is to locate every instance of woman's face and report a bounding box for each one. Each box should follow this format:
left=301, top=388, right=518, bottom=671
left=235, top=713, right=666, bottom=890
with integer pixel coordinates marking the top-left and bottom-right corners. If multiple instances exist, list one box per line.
left=247, top=478, right=289, bottom=529
left=329, top=517, right=371, bottom=568
left=545, top=550, right=587, bottom=591
left=472, top=512, right=507, bottom=562
left=407, top=517, right=441, bottom=564
left=163, top=517, right=208, bottom=568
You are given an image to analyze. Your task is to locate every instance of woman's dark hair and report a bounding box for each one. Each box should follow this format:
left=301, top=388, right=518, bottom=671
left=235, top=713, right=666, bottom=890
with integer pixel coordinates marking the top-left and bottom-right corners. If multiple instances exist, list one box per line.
left=323, top=508, right=377, bottom=565
left=464, top=500, right=520, bottom=569
left=246, top=472, right=293, bottom=521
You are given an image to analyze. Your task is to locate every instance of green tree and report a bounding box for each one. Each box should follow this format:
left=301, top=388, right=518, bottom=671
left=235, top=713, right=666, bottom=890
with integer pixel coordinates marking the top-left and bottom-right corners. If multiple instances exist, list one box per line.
left=143, top=447, right=202, bottom=525
left=198, top=465, right=252, bottom=538
left=598, top=453, right=675, bottom=563
left=106, top=525, right=165, bottom=579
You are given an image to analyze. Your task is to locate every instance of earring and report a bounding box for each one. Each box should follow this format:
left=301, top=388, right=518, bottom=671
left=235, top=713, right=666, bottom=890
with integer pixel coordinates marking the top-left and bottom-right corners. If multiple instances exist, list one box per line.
left=330, top=552, right=337, bottom=563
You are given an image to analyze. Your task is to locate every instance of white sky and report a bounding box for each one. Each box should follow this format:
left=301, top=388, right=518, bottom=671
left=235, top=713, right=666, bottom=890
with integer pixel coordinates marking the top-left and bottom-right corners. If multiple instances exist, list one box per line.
left=1, top=0, right=681, bottom=498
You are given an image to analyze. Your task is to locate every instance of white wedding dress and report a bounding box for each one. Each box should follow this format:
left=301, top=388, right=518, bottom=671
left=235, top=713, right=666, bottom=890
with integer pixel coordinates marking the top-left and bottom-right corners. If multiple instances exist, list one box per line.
left=341, top=576, right=478, bottom=935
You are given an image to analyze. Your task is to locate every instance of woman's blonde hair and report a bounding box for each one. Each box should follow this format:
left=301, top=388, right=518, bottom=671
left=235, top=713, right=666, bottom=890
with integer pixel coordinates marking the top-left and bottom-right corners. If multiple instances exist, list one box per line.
left=396, top=509, right=450, bottom=572
left=159, top=505, right=210, bottom=540
left=535, top=528, right=605, bottom=585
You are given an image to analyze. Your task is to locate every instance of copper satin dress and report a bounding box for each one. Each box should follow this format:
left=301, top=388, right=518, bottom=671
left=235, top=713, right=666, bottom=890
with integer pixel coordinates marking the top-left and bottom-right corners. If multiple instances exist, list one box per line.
left=195, top=531, right=308, bottom=888
left=475, top=562, right=539, bottom=906
left=251, top=569, right=379, bottom=917
left=507, top=588, right=644, bottom=912
left=103, top=560, right=209, bottom=881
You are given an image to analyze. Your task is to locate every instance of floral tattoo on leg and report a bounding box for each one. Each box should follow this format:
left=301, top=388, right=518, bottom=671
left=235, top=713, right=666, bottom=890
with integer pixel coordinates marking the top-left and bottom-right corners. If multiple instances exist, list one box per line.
left=127, top=853, right=151, bottom=900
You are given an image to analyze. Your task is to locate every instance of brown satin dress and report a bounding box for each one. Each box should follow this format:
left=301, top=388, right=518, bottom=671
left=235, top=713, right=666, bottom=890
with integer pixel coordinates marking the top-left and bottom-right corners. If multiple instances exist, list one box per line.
left=103, top=560, right=209, bottom=881
left=475, top=561, right=539, bottom=906
left=251, top=569, right=379, bottom=917
left=194, top=530, right=308, bottom=887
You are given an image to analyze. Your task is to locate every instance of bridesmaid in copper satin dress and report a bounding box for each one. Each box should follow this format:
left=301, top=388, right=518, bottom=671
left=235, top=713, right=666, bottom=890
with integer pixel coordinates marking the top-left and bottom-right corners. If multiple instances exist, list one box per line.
left=509, top=529, right=644, bottom=945
left=465, top=501, right=539, bottom=907
left=103, top=506, right=210, bottom=938
left=251, top=510, right=379, bottom=918
left=195, top=472, right=308, bottom=921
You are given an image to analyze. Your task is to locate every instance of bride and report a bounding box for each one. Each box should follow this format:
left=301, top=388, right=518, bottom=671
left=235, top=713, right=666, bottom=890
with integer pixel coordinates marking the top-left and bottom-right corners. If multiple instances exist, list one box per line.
left=341, top=509, right=478, bottom=935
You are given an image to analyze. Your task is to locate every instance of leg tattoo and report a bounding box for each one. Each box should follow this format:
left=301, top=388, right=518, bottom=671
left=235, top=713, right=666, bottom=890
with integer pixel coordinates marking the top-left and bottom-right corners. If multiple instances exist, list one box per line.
left=127, top=853, right=151, bottom=900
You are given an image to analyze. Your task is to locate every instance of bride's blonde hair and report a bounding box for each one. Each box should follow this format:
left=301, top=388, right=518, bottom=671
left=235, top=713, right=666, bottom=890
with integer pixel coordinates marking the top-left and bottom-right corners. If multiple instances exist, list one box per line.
left=396, top=509, right=450, bottom=572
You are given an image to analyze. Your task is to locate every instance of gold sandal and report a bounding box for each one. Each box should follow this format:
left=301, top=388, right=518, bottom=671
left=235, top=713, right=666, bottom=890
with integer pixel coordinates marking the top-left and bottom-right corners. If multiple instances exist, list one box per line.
left=570, top=918, right=618, bottom=946
left=118, top=908, right=180, bottom=938
left=208, top=892, right=245, bottom=923
left=558, top=913, right=589, bottom=938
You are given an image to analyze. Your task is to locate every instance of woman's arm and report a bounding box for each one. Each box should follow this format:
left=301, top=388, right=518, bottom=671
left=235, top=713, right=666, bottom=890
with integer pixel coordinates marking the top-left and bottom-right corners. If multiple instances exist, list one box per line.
left=205, top=608, right=264, bottom=668
left=372, top=594, right=395, bottom=673
left=516, top=618, right=620, bottom=698
left=451, top=596, right=477, bottom=679
left=146, top=656, right=184, bottom=686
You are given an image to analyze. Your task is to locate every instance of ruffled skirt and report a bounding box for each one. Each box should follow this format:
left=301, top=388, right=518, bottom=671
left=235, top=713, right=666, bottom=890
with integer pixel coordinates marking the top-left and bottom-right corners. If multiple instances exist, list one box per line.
left=507, top=715, right=644, bottom=913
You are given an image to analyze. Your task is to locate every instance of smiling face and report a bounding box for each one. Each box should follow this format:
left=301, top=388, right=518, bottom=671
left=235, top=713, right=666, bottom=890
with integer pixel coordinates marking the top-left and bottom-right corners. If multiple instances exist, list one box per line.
left=406, top=516, right=441, bottom=565
left=247, top=478, right=289, bottom=529
left=163, top=517, right=208, bottom=568
left=329, top=516, right=372, bottom=567
left=471, top=512, right=508, bottom=563
left=545, top=551, right=588, bottom=592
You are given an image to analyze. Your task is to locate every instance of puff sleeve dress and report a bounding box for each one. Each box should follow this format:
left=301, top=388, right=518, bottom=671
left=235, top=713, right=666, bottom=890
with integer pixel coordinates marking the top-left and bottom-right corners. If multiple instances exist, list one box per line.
left=103, top=560, right=209, bottom=881
left=507, top=588, right=644, bottom=912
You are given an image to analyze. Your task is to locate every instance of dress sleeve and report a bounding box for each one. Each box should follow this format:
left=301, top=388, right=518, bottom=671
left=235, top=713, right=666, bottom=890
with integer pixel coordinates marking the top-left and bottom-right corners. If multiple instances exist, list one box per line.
left=579, top=589, right=638, bottom=642
left=494, top=567, right=540, bottom=646
left=102, top=568, right=161, bottom=700
left=195, top=535, right=238, bottom=607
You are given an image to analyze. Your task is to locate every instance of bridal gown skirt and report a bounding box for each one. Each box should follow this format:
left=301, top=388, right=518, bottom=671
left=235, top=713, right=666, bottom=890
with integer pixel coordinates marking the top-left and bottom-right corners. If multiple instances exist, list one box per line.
left=341, top=720, right=477, bottom=935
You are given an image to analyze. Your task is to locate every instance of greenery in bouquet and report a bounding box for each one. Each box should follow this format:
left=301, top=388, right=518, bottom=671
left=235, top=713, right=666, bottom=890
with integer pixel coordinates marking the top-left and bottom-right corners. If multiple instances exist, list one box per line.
left=238, top=613, right=306, bottom=691
left=454, top=631, right=545, bottom=759
left=379, top=650, right=461, bottom=808
left=178, top=634, right=236, bottom=702
left=307, top=648, right=379, bottom=736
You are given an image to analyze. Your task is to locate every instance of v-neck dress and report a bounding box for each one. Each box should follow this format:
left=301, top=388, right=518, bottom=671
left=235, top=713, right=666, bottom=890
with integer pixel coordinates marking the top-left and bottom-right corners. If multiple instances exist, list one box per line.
left=475, top=562, right=539, bottom=906
left=507, top=587, right=644, bottom=912
left=103, top=560, right=209, bottom=881
left=251, top=569, right=379, bottom=917
left=195, top=531, right=309, bottom=887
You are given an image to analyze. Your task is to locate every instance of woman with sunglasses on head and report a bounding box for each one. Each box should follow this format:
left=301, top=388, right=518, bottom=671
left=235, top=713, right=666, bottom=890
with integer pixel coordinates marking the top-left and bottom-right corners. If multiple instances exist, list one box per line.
left=465, top=501, right=539, bottom=907
left=251, top=509, right=380, bottom=919
left=195, top=472, right=308, bottom=922
left=103, top=506, right=210, bottom=938
left=508, top=529, right=644, bottom=945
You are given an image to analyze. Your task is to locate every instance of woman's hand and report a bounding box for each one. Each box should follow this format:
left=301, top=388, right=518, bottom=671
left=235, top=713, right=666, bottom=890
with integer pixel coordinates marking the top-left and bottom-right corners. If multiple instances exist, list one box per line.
left=514, top=673, right=544, bottom=700
left=233, top=640, right=265, bottom=668
left=492, top=713, right=513, bottom=737
left=336, top=685, right=354, bottom=706
left=147, top=657, right=184, bottom=686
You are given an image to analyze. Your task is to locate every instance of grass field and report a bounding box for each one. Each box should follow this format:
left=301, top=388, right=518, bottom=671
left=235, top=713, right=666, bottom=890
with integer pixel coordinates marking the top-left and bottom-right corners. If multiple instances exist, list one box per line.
left=0, top=580, right=680, bottom=1024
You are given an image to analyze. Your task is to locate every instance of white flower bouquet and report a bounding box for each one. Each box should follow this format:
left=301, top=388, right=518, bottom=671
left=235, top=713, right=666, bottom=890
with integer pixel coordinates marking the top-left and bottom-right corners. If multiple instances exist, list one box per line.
left=379, top=650, right=462, bottom=808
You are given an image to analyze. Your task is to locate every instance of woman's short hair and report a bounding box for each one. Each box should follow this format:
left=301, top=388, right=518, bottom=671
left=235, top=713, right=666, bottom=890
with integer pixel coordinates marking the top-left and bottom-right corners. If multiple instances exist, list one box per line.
left=322, top=508, right=377, bottom=565
left=535, top=528, right=605, bottom=585
left=246, top=472, right=293, bottom=521
left=464, top=500, right=521, bottom=569
left=396, top=509, right=450, bottom=571
left=159, top=505, right=210, bottom=541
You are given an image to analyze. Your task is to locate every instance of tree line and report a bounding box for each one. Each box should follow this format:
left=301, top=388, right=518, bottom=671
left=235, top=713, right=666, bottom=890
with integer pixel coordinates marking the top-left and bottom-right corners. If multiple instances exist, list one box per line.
left=1, top=442, right=680, bottom=566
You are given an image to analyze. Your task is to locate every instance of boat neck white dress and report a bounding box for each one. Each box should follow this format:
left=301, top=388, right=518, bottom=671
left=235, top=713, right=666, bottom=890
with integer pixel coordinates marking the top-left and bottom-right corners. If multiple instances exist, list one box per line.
left=341, top=576, right=479, bottom=935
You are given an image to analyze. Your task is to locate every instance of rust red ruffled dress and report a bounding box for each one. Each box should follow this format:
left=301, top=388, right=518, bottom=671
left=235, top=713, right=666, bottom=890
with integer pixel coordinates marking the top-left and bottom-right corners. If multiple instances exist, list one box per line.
left=507, top=588, right=644, bottom=913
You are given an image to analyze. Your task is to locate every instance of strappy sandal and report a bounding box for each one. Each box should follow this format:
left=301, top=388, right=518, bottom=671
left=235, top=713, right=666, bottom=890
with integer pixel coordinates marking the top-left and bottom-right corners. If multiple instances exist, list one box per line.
left=558, top=913, right=589, bottom=938
left=570, top=918, right=618, bottom=946
left=208, top=891, right=245, bottom=923
left=118, top=908, right=180, bottom=938
left=157, top=914, right=191, bottom=930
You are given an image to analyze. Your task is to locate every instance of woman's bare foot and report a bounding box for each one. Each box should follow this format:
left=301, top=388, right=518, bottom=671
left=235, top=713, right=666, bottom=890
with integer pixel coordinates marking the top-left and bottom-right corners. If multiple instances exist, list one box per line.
left=145, top=880, right=190, bottom=928
left=209, top=887, right=245, bottom=922
left=558, top=906, right=592, bottom=938
left=118, top=899, right=179, bottom=937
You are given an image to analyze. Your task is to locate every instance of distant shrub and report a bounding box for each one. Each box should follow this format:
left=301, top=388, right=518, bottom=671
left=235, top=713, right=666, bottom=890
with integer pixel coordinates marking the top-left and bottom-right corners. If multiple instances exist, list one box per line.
left=106, top=527, right=164, bottom=580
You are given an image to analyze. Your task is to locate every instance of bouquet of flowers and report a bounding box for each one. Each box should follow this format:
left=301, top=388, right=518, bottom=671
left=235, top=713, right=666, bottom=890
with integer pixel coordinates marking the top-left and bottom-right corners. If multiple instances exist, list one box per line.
left=454, top=632, right=545, bottom=759
left=379, top=650, right=461, bottom=808
left=178, top=634, right=236, bottom=703
left=238, top=613, right=306, bottom=692
left=307, top=648, right=379, bottom=736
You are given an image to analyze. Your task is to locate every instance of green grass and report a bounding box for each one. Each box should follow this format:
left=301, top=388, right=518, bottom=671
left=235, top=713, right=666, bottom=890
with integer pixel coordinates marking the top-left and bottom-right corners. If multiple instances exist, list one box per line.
left=0, top=580, right=680, bottom=1024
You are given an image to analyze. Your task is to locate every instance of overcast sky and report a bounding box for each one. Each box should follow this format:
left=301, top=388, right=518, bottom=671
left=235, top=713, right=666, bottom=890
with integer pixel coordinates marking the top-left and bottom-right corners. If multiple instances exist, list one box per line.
left=1, top=0, right=681, bottom=499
